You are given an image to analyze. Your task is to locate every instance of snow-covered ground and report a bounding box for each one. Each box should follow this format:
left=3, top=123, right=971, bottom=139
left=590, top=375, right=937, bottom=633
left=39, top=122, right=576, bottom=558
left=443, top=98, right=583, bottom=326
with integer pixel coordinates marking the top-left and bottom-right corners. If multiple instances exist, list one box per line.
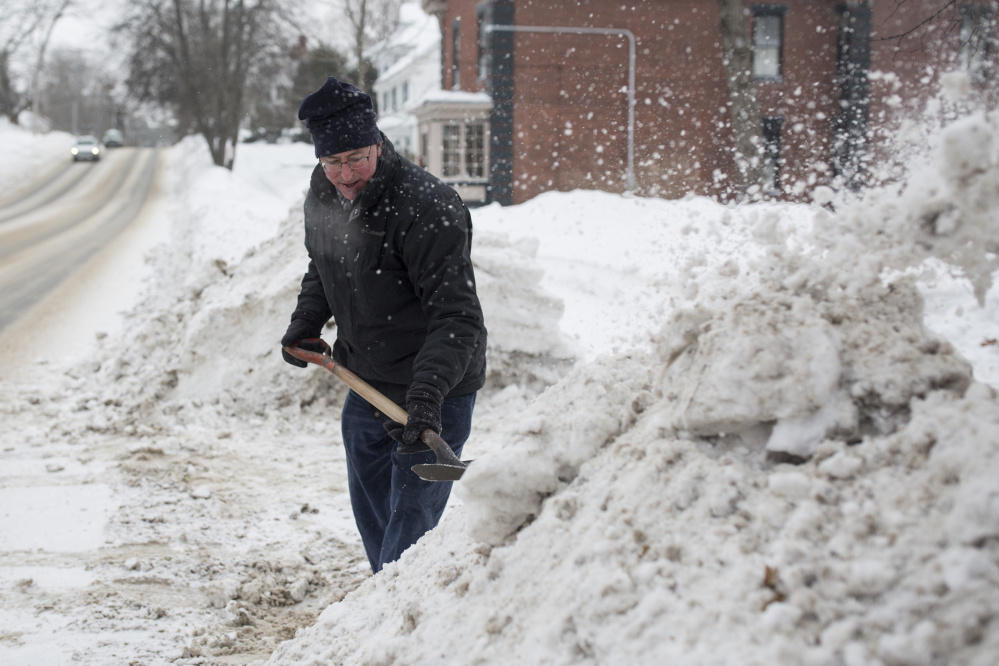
left=0, top=95, right=997, bottom=666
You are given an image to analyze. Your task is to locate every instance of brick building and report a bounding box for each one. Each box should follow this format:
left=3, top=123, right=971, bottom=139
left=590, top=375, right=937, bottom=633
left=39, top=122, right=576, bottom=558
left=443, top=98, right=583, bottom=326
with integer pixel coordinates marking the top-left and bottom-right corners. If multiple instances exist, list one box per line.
left=417, top=0, right=997, bottom=205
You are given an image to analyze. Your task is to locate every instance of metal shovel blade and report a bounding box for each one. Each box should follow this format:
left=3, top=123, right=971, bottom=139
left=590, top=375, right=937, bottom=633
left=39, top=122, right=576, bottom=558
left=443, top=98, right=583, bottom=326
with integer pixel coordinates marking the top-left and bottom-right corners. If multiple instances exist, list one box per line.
left=411, top=430, right=468, bottom=482
left=411, top=462, right=467, bottom=482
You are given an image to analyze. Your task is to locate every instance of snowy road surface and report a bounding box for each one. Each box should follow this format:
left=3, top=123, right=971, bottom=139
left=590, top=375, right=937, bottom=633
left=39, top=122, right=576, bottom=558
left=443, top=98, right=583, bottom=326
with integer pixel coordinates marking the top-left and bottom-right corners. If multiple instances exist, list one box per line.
left=0, top=148, right=160, bottom=334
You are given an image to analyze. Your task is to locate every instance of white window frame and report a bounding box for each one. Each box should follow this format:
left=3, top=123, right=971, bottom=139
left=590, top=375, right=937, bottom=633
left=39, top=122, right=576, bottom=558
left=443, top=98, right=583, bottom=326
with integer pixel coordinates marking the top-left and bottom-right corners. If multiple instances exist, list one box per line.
left=753, top=6, right=786, bottom=80
left=439, top=122, right=485, bottom=179
left=413, top=97, right=493, bottom=203
left=464, top=123, right=485, bottom=179
left=477, top=7, right=488, bottom=81
left=442, top=123, right=462, bottom=177
left=452, top=18, right=462, bottom=90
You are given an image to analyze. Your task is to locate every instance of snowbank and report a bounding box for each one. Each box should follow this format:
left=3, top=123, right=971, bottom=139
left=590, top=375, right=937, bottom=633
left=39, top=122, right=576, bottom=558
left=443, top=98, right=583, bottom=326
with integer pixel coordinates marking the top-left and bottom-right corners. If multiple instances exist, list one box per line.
left=0, top=119, right=75, bottom=194
left=262, top=113, right=999, bottom=665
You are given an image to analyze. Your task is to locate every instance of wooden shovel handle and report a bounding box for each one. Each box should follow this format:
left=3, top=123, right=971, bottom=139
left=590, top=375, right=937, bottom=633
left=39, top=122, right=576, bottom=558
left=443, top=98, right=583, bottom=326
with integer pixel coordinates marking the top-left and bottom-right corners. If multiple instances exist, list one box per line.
left=284, top=345, right=408, bottom=422
left=282, top=345, right=464, bottom=468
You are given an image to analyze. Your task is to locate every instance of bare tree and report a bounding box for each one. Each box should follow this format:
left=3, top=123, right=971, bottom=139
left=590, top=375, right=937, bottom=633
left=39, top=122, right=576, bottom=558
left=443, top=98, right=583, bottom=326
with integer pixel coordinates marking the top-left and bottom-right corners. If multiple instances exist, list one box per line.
left=838, top=0, right=998, bottom=188
left=119, top=0, right=294, bottom=168
left=716, top=0, right=766, bottom=198
left=290, top=40, right=352, bottom=107
left=876, top=0, right=961, bottom=47
left=342, top=0, right=401, bottom=90
left=874, top=0, right=997, bottom=82
left=30, top=0, right=74, bottom=132
left=40, top=47, right=120, bottom=135
left=0, top=0, right=58, bottom=122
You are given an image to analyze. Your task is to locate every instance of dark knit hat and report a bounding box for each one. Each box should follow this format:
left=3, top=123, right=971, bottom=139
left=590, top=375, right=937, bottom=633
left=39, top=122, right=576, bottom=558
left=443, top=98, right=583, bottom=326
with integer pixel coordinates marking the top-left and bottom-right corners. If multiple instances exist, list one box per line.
left=298, top=77, right=381, bottom=158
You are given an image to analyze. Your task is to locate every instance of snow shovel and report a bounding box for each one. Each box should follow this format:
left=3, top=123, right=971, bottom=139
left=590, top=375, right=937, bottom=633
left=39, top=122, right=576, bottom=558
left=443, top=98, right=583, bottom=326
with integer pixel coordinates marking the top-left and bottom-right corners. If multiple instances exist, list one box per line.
left=283, top=342, right=469, bottom=482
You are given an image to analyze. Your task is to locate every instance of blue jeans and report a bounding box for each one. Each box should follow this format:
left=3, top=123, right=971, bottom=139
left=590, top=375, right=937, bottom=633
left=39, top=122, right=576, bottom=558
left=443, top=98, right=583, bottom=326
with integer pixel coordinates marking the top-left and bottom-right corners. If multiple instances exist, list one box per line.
left=340, top=389, right=475, bottom=573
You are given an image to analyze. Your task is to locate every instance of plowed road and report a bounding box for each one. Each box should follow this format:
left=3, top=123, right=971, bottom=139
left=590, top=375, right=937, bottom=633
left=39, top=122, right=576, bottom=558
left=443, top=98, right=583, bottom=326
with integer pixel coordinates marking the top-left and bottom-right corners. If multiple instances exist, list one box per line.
left=0, top=147, right=161, bottom=335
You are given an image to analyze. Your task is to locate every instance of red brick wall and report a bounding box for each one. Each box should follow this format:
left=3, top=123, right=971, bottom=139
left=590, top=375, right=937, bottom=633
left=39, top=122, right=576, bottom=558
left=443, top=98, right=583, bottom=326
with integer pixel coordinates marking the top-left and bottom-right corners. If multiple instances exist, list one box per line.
left=754, top=2, right=840, bottom=197
left=433, top=0, right=994, bottom=204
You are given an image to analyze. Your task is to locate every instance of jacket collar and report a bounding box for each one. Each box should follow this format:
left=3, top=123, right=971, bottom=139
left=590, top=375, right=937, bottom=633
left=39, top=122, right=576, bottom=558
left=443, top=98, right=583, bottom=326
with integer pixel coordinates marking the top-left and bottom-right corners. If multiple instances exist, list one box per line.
left=310, top=132, right=397, bottom=213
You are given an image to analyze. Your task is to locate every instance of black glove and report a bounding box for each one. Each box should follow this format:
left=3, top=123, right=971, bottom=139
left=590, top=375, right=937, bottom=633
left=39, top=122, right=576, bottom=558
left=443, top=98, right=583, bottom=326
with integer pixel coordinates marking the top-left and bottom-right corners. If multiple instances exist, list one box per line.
left=385, top=385, right=444, bottom=446
left=281, top=318, right=322, bottom=368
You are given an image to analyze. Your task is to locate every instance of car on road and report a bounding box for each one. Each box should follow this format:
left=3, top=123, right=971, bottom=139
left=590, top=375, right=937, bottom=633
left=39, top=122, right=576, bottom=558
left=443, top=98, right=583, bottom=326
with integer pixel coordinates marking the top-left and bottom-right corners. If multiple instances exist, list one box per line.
left=71, top=135, right=102, bottom=162
left=102, top=129, right=124, bottom=147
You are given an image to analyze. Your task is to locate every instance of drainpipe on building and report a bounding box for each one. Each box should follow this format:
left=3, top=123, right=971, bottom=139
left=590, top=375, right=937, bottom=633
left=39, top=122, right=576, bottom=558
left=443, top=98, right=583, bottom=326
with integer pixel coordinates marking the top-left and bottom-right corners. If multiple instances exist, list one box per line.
left=484, top=24, right=637, bottom=192
left=834, top=1, right=872, bottom=191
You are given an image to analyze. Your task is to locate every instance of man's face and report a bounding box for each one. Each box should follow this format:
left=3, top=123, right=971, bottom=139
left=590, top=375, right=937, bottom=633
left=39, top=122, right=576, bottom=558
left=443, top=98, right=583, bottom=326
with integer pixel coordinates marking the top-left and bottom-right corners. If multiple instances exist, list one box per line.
left=320, top=143, right=382, bottom=200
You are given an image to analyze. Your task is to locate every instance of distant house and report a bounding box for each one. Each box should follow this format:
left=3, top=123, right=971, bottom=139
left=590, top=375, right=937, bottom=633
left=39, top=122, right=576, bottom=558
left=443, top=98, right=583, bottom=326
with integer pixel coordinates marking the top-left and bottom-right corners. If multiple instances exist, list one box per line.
left=369, top=1, right=443, bottom=163
left=370, top=1, right=495, bottom=205
left=421, top=0, right=997, bottom=206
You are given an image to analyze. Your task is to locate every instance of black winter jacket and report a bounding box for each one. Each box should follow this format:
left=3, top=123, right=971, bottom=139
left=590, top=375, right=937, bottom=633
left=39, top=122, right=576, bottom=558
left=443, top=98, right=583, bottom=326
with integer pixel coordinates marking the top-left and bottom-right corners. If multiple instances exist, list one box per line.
left=289, top=135, right=487, bottom=405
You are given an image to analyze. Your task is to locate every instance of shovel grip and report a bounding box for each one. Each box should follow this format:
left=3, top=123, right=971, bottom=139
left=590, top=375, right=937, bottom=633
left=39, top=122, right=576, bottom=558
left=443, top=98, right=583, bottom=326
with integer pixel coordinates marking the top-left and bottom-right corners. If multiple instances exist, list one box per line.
left=283, top=345, right=408, bottom=424
left=282, top=345, right=464, bottom=469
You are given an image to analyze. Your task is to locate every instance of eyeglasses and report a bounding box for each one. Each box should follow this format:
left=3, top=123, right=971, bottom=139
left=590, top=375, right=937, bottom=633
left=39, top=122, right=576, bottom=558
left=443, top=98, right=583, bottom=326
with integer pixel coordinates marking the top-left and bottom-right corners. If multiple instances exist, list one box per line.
left=320, top=149, right=373, bottom=173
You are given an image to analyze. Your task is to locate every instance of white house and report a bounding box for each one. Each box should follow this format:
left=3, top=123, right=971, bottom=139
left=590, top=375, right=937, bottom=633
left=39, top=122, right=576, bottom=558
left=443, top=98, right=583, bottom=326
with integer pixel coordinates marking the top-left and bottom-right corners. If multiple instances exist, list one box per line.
left=369, top=1, right=492, bottom=204
left=368, top=1, right=442, bottom=163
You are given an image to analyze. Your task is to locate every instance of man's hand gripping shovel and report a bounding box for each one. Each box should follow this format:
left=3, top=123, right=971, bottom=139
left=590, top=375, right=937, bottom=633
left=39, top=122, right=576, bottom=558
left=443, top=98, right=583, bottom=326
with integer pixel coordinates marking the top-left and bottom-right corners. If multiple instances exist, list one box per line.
left=283, top=341, right=469, bottom=482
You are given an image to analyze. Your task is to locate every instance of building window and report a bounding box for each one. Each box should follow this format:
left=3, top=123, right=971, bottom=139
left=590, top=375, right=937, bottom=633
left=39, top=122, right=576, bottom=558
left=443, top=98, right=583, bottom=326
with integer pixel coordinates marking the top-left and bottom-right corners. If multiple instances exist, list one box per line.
left=436, top=123, right=487, bottom=180
left=420, top=132, right=429, bottom=168
left=465, top=124, right=485, bottom=178
left=960, top=5, right=993, bottom=83
left=442, top=124, right=461, bottom=177
left=762, top=116, right=784, bottom=195
left=402, top=81, right=409, bottom=104
left=753, top=6, right=786, bottom=79
left=392, top=87, right=398, bottom=112
left=477, top=7, right=488, bottom=80
left=452, top=18, right=461, bottom=89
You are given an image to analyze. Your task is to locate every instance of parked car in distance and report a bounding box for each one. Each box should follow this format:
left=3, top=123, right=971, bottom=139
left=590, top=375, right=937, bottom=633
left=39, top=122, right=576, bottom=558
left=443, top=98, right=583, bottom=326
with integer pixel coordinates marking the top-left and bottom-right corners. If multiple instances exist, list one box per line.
left=71, top=135, right=102, bottom=161
left=102, top=129, right=124, bottom=147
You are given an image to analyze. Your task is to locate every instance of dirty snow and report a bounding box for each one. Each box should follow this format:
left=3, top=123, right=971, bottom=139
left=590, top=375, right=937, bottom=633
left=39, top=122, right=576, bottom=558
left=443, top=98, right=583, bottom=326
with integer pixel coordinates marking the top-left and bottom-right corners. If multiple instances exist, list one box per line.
left=0, top=98, right=997, bottom=666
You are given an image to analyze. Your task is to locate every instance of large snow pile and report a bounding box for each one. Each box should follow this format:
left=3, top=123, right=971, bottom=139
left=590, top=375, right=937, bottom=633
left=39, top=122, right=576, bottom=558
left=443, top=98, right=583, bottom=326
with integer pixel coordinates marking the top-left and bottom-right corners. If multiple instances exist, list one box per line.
left=262, top=112, right=999, bottom=665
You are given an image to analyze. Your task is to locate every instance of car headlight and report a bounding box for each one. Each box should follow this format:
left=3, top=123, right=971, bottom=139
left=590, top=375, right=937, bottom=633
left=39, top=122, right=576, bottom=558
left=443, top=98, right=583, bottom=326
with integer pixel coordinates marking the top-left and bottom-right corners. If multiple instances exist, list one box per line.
left=91, top=147, right=100, bottom=155
left=71, top=147, right=79, bottom=155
